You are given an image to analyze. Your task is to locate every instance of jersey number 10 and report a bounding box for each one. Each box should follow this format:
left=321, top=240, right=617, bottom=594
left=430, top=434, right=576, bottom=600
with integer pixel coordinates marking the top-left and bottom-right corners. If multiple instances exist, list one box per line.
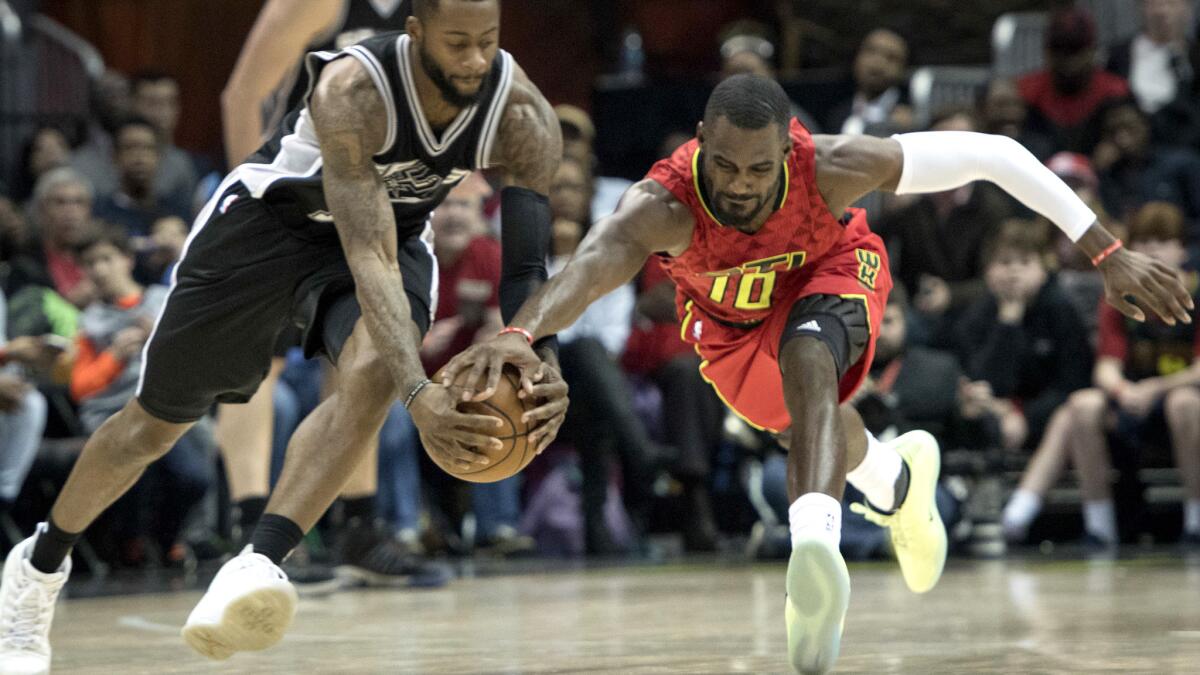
left=707, top=251, right=807, bottom=312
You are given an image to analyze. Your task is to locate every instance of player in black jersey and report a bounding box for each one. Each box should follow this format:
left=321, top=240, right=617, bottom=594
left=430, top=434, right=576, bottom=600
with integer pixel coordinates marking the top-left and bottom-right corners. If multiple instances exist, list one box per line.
left=220, top=0, right=427, bottom=590
left=0, top=1, right=570, bottom=667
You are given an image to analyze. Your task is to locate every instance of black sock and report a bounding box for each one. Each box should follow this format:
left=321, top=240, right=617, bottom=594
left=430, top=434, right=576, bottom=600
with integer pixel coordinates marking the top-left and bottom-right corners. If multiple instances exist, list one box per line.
left=30, top=518, right=82, bottom=574
left=249, top=514, right=304, bottom=565
left=236, top=496, right=269, bottom=531
left=339, top=495, right=375, bottom=526
left=892, top=461, right=911, bottom=511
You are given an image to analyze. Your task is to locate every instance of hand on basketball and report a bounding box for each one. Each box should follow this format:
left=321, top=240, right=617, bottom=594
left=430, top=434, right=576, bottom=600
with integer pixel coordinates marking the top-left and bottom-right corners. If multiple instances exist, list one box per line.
left=408, top=382, right=504, bottom=472
left=440, top=332, right=543, bottom=402
left=1099, top=247, right=1193, bottom=325
left=519, top=362, right=569, bottom=455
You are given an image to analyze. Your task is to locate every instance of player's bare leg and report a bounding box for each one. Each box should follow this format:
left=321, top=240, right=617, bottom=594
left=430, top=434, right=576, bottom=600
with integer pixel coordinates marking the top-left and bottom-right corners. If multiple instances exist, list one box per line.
left=184, top=319, right=403, bottom=659
left=778, top=336, right=853, bottom=675
left=1, top=401, right=194, bottom=671
left=1163, top=387, right=1200, bottom=543
left=318, top=362, right=447, bottom=589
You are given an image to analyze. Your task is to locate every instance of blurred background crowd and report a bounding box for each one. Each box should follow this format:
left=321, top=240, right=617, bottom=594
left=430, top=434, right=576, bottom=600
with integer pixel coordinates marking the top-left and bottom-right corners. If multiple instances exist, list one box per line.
left=1, top=0, right=1199, bottom=585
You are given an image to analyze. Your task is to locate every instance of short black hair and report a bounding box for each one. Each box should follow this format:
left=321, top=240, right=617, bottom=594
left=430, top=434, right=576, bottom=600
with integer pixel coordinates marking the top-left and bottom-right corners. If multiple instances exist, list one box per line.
left=704, top=74, right=791, bottom=138
left=113, top=115, right=160, bottom=143
left=413, top=0, right=494, bottom=21
left=74, top=222, right=133, bottom=258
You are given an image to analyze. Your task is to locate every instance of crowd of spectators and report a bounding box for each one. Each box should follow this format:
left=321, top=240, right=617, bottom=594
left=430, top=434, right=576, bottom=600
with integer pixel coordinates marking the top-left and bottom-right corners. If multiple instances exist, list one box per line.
left=2, top=2, right=1200, bottom=579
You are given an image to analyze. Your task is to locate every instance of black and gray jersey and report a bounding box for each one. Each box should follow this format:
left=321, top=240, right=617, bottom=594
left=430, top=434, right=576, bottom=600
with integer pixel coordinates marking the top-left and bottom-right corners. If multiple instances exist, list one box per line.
left=263, top=0, right=412, bottom=134
left=240, top=31, right=515, bottom=240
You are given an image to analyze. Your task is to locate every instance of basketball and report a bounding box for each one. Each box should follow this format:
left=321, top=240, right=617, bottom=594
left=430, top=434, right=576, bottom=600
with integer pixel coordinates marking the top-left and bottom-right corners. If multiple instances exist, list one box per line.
left=429, top=364, right=536, bottom=483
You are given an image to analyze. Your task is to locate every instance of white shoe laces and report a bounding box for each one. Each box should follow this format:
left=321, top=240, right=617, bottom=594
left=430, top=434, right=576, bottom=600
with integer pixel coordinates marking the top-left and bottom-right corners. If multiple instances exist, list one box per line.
left=1, top=569, right=62, bottom=654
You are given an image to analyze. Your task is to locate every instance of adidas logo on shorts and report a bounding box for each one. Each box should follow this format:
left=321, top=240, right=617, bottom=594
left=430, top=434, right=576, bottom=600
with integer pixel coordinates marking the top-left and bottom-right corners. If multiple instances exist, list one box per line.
left=797, top=320, right=821, bottom=333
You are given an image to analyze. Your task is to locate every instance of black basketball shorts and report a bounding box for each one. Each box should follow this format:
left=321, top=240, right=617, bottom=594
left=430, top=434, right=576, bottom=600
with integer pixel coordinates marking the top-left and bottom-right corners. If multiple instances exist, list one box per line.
left=135, top=180, right=437, bottom=424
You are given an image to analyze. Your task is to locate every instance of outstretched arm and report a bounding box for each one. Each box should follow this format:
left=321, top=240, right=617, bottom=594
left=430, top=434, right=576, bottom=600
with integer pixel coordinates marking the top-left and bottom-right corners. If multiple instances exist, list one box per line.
left=814, top=132, right=1194, bottom=325
left=311, top=58, right=498, bottom=471
left=441, top=180, right=694, bottom=451
left=509, top=182, right=691, bottom=340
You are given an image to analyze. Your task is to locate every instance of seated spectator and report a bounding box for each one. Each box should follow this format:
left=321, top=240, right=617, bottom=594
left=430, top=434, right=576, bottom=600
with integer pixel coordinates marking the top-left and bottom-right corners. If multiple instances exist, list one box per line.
left=953, top=221, right=1093, bottom=451
left=717, top=32, right=821, bottom=132
left=874, top=110, right=1022, bottom=346
left=849, top=285, right=976, bottom=448
left=826, top=28, right=913, bottom=136
left=13, top=126, right=74, bottom=206
left=622, top=257, right=723, bottom=551
left=555, top=104, right=632, bottom=220
left=70, top=225, right=213, bottom=564
left=142, top=214, right=189, bottom=284
left=93, top=117, right=191, bottom=239
left=72, top=69, right=134, bottom=201
left=1019, top=8, right=1130, bottom=152
left=979, top=78, right=1054, bottom=160
left=546, top=158, right=670, bottom=553
left=0, top=288, right=49, bottom=520
left=1090, top=98, right=1200, bottom=230
left=130, top=71, right=201, bottom=212
left=19, top=168, right=99, bottom=309
left=1060, top=209, right=1200, bottom=547
left=1106, top=0, right=1200, bottom=147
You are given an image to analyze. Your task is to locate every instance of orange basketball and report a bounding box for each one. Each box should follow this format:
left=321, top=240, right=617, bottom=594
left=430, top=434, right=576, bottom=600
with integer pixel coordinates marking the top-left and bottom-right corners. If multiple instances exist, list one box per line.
left=429, top=364, right=536, bottom=483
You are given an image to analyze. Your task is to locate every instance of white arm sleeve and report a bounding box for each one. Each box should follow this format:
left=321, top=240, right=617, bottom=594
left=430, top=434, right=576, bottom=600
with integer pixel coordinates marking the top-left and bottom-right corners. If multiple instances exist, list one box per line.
left=892, top=131, right=1097, bottom=242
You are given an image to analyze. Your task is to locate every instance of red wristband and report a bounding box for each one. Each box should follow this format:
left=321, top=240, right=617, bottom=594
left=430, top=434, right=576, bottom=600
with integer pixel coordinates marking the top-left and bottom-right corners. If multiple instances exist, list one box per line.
left=1091, top=240, right=1123, bottom=267
left=499, top=327, right=534, bottom=345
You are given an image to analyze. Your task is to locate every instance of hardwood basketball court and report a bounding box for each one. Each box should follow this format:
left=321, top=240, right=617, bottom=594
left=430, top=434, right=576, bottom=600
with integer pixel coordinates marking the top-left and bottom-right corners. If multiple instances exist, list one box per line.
left=45, top=553, right=1200, bottom=673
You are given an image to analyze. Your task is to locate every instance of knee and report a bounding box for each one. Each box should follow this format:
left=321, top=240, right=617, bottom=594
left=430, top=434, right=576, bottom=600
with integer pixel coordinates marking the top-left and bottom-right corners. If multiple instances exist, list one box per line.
left=1164, top=387, right=1200, bottom=424
left=107, top=402, right=193, bottom=464
left=1068, top=388, right=1108, bottom=422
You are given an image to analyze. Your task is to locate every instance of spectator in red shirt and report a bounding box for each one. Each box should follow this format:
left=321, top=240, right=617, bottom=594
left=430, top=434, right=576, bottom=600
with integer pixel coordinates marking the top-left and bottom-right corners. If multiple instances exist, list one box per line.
left=420, top=174, right=502, bottom=374
left=1019, top=8, right=1130, bottom=152
left=27, top=168, right=100, bottom=309
left=1063, top=204, right=1200, bottom=547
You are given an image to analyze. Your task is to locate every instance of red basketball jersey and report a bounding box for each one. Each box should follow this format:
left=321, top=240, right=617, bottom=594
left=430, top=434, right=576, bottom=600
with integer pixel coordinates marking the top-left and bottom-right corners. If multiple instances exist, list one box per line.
left=646, top=119, right=862, bottom=326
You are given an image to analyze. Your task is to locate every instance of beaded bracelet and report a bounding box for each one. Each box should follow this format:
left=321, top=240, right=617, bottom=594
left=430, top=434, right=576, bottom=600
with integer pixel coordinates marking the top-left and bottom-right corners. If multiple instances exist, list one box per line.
left=403, top=378, right=433, bottom=409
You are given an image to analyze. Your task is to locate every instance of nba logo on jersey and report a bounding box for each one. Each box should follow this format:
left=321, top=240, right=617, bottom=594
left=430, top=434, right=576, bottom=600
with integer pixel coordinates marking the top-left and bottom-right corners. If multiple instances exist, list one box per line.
left=693, top=319, right=703, bottom=341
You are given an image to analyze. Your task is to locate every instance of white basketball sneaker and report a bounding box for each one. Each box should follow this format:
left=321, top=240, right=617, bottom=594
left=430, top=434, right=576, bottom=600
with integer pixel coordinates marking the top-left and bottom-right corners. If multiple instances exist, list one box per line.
left=181, top=546, right=298, bottom=660
left=0, top=524, right=71, bottom=675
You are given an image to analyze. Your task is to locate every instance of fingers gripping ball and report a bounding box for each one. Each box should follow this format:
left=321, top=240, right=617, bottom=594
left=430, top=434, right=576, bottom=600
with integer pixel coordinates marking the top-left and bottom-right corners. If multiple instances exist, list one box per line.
left=431, top=364, right=536, bottom=483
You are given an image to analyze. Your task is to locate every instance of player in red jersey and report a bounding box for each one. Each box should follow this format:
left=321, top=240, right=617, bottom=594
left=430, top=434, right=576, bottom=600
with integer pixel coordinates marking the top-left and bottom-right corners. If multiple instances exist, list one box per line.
left=443, top=75, right=1193, bottom=673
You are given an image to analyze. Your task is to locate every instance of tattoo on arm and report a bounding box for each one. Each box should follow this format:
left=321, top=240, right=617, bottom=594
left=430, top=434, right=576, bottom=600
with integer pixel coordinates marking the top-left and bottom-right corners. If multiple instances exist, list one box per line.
left=491, top=76, right=562, bottom=192
left=311, top=58, right=426, bottom=394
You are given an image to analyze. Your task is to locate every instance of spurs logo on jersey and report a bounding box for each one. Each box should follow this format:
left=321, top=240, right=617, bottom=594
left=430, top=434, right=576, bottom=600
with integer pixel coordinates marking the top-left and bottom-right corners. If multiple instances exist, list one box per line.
left=380, top=161, right=470, bottom=203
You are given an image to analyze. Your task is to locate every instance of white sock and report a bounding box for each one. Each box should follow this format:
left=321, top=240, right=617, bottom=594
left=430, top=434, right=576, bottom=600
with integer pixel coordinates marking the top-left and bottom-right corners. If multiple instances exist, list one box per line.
left=845, top=430, right=903, bottom=511
left=789, top=492, right=842, bottom=549
left=1185, top=499, right=1200, bottom=535
left=1002, top=489, right=1043, bottom=536
left=1083, top=500, right=1118, bottom=544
